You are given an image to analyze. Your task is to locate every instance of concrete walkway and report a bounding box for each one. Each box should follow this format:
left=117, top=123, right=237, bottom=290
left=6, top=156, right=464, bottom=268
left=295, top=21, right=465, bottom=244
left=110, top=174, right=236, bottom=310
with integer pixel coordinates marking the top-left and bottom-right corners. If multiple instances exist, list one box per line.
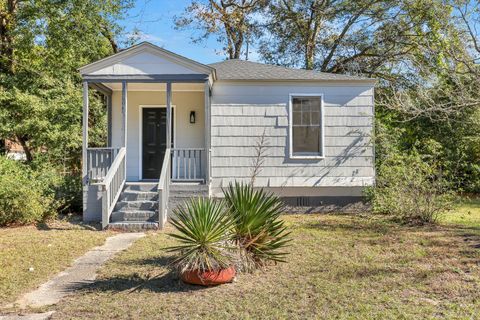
left=12, top=232, right=145, bottom=310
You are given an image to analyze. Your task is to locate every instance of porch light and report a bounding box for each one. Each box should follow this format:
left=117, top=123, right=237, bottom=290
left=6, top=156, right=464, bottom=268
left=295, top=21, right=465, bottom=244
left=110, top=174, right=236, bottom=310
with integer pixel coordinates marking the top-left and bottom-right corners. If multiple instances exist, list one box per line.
left=190, top=111, right=196, bottom=124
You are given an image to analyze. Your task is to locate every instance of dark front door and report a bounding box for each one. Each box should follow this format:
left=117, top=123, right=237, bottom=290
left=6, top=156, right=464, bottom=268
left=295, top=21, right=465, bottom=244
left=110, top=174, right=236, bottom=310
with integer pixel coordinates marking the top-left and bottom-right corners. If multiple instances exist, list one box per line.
left=142, top=108, right=173, bottom=179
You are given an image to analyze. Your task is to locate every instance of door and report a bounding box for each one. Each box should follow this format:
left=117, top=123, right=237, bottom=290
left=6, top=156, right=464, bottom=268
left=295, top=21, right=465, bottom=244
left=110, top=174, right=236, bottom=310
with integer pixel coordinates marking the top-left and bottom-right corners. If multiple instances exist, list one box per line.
left=142, top=108, right=173, bottom=180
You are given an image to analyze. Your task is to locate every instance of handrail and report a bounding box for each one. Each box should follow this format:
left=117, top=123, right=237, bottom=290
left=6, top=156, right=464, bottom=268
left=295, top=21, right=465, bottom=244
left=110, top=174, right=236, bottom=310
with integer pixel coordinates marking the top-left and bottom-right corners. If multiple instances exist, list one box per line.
left=157, top=148, right=171, bottom=229
left=99, top=147, right=126, bottom=229
left=102, top=148, right=126, bottom=187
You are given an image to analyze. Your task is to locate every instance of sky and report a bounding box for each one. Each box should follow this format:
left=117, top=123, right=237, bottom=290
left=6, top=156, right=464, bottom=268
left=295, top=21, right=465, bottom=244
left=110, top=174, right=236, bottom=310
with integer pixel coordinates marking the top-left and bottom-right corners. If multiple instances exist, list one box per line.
left=119, top=0, right=260, bottom=64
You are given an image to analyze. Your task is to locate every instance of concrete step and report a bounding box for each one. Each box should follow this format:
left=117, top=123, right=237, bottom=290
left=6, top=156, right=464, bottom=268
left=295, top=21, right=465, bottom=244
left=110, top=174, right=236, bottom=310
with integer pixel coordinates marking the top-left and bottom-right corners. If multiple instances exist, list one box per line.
left=108, top=221, right=159, bottom=231
left=111, top=210, right=157, bottom=223
left=118, top=191, right=158, bottom=202
left=114, top=200, right=157, bottom=211
left=123, top=183, right=157, bottom=192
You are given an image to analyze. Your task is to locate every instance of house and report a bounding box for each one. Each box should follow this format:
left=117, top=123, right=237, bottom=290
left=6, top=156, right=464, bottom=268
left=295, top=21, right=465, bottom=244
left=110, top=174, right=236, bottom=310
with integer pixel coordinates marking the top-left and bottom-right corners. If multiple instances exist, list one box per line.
left=79, top=42, right=375, bottom=230
left=5, top=139, right=27, bottom=161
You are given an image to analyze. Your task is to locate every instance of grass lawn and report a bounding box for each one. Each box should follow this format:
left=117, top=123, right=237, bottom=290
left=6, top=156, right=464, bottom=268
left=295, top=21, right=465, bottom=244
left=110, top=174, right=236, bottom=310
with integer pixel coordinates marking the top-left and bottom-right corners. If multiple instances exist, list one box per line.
left=0, top=218, right=112, bottom=305
left=441, top=197, right=480, bottom=228
left=49, top=208, right=480, bottom=319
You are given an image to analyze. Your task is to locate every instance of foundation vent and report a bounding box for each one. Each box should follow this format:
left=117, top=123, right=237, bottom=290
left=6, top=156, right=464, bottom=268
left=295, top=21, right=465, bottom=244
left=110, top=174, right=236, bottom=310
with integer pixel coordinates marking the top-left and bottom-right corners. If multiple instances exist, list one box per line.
left=296, top=197, right=310, bottom=206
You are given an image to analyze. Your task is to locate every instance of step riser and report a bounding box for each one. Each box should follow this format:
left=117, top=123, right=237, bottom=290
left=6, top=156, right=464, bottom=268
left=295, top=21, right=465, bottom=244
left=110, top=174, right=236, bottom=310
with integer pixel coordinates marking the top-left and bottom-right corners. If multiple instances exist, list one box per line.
left=111, top=211, right=157, bottom=223
left=123, top=184, right=157, bottom=192
left=114, top=201, right=157, bottom=211
left=119, top=192, right=158, bottom=202
left=111, top=216, right=157, bottom=223
left=108, top=222, right=159, bottom=231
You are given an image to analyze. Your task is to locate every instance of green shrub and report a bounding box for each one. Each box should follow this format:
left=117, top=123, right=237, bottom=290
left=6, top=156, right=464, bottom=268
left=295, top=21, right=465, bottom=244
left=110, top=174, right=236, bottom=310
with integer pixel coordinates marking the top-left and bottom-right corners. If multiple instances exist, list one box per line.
left=0, top=157, right=56, bottom=226
left=223, top=182, right=291, bottom=271
left=366, top=152, right=454, bottom=224
left=168, top=198, right=235, bottom=273
left=30, top=157, right=82, bottom=214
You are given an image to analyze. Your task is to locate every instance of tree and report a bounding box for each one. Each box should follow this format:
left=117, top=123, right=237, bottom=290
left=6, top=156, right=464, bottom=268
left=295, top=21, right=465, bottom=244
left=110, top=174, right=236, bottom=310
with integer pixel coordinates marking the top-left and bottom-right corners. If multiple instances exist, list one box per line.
left=0, top=0, right=132, bottom=163
left=259, top=0, right=451, bottom=79
left=175, top=0, right=266, bottom=59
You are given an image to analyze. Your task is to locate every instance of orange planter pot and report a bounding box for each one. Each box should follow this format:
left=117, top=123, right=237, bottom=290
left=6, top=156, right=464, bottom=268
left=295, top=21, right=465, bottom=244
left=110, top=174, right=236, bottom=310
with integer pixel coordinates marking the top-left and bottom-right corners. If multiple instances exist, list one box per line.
left=181, top=266, right=236, bottom=286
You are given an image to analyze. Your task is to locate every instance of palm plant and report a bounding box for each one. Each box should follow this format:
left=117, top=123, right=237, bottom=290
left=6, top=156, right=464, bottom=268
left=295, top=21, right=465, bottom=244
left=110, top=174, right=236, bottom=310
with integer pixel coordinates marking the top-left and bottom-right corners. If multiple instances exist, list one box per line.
left=167, top=198, right=234, bottom=273
left=223, top=182, right=291, bottom=270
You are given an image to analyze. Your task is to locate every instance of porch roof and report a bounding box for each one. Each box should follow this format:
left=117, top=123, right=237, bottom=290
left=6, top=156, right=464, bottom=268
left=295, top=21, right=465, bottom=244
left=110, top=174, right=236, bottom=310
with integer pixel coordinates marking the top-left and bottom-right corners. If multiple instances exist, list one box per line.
left=79, top=42, right=216, bottom=84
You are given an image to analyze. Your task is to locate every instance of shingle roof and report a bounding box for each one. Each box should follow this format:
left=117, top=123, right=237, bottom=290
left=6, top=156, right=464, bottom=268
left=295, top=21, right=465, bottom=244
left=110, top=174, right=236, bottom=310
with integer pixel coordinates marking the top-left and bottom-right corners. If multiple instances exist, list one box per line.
left=208, top=59, right=373, bottom=81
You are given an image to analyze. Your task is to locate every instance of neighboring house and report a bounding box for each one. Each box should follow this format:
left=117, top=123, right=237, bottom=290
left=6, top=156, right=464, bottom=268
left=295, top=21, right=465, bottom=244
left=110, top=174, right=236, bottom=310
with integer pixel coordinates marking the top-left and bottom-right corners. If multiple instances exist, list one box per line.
left=5, top=139, right=27, bottom=161
left=80, top=42, right=375, bottom=230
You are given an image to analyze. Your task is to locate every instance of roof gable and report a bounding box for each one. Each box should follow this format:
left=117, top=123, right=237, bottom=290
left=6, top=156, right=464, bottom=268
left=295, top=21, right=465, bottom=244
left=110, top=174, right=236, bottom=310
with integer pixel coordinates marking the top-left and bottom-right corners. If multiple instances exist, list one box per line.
left=80, top=42, right=215, bottom=77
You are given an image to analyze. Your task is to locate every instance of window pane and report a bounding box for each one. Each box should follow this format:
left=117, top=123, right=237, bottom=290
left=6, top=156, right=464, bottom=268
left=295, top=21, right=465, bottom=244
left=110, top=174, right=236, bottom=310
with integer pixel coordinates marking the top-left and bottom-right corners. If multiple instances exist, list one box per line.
left=293, top=111, right=301, bottom=125
left=293, top=98, right=302, bottom=112
left=293, top=127, right=320, bottom=153
left=311, top=111, right=320, bottom=125
left=301, top=111, right=310, bottom=125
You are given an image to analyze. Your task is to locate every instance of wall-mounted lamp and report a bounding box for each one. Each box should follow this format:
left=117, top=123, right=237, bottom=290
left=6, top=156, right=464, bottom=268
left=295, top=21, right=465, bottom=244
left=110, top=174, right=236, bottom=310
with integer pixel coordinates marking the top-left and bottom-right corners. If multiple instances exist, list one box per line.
left=190, top=111, right=196, bottom=124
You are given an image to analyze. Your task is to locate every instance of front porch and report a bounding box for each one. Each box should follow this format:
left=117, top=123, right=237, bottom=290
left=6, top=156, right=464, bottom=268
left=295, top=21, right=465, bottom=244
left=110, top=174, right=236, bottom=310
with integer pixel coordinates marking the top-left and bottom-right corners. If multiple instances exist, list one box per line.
left=79, top=43, right=214, bottom=229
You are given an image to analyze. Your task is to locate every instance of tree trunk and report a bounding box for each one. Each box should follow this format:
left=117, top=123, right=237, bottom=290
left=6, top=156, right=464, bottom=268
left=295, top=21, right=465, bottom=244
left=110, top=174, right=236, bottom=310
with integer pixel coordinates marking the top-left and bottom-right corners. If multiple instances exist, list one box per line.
left=305, top=43, right=315, bottom=70
left=0, top=139, right=5, bottom=155
left=0, top=0, right=17, bottom=74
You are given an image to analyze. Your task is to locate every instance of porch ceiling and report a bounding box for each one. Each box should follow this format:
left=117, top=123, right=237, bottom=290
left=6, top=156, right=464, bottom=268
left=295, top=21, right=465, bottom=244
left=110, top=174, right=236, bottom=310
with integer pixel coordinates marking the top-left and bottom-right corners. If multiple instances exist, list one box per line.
left=102, top=82, right=205, bottom=92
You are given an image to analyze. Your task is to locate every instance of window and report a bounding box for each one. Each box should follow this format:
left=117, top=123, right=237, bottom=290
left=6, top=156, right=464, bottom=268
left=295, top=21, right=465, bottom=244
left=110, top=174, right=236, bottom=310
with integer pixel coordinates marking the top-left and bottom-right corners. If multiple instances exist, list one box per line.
left=289, top=94, right=324, bottom=158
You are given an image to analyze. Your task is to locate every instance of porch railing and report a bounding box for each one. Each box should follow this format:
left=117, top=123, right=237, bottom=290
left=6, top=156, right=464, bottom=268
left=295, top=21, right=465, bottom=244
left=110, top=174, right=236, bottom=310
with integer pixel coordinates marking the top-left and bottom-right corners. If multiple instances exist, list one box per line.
left=86, top=147, right=120, bottom=182
left=99, top=148, right=126, bottom=229
left=158, top=148, right=171, bottom=229
left=172, top=148, right=205, bottom=181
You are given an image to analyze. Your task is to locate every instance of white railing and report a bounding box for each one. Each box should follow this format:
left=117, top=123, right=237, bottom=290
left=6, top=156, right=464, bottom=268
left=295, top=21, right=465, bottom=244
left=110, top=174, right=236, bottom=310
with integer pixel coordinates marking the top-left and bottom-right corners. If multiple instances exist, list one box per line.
left=86, top=147, right=120, bottom=182
left=172, top=148, right=205, bottom=181
left=158, top=148, right=171, bottom=229
left=99, top=148, right=126, bottom=229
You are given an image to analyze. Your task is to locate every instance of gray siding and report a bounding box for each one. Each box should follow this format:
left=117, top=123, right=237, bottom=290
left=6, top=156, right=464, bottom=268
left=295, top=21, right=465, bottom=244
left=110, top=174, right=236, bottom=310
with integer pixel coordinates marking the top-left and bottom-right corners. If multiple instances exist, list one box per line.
left=210, top=81, right=374, bottom=192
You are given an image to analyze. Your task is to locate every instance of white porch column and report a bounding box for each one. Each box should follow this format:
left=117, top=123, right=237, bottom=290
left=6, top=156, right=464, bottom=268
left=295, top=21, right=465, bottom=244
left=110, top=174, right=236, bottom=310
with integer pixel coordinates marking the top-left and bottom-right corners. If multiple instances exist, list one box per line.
left=122, top=81, right=128, bottom=179
left=166, top=82, right=172, bottom=148
left=107, top=94, right=112, bottom=147
left=121, top=81, right=128, bottom=148
left=82, top=81, right=89, bottom=185
left=204, top=81, right=210, bottom=186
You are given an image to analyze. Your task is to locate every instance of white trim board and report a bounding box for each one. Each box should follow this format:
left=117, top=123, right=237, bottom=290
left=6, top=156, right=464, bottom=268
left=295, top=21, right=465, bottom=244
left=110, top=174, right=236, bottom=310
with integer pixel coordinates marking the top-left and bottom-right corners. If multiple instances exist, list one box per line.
left=138, top=105, right=177, bottom=180
left=288, top=93, right=325, bottom=160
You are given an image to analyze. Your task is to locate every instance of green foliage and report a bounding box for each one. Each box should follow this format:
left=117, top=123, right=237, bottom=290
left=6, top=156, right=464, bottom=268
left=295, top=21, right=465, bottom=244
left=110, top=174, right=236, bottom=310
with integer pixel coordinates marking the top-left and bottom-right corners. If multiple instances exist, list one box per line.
left=0, top=157, right=56, bottom=226
left=0, top=0, right=132, bottom=215
left=366, top=152, right=454, bottom=224
left=0, top=0, right=132, bottom=163
left=376, top=90, right=480, bottom=194
left=223, top=182, right=291, bottom=271
left=168, top=198, right=234, bottom=273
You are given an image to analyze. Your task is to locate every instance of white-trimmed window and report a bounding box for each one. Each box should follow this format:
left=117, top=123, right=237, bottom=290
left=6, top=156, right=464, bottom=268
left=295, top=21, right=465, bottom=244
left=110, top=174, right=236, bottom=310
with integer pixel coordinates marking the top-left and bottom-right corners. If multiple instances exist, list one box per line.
left=289, top=94, right=324, bottom=159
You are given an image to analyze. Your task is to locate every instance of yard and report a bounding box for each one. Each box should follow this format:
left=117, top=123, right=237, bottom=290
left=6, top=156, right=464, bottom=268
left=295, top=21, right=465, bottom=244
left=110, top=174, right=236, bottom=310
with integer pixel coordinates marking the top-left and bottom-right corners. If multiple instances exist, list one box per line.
left=0, top=218, right=111, bottom=305
left=1, top=201, right=479, bottom=319
left=44, top=201, right=478, bottom=319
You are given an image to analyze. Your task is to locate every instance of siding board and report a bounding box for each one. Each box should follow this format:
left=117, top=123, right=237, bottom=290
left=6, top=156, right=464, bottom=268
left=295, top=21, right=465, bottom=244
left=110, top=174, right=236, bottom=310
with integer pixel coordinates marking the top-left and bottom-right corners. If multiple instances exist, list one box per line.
left=210, top=81, right=375, bottom=188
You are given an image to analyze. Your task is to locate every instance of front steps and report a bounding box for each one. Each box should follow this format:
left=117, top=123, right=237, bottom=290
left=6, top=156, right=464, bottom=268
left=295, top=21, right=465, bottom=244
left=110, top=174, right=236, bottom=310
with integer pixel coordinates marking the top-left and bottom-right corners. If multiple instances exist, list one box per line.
left=108, top=183, right=159, bottom=231
left=107, top=182, right=208, bottom=230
